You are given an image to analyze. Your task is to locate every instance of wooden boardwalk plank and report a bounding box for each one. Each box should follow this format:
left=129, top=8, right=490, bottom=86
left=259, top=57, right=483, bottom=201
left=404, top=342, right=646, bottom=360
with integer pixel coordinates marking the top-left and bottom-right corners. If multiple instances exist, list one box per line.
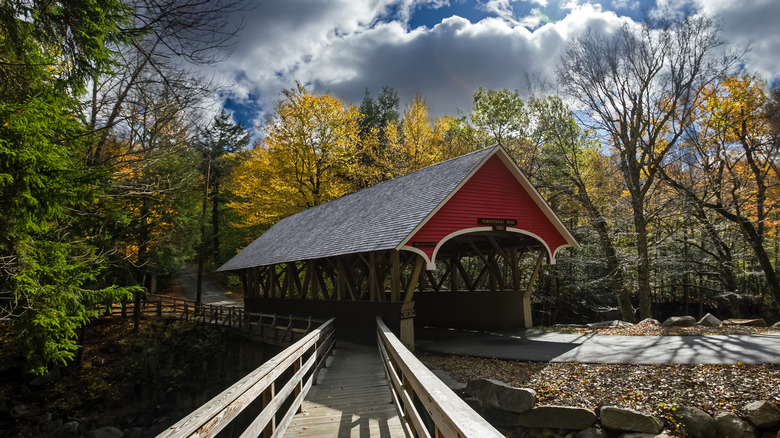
left=284, top=342, right=405, bottom=438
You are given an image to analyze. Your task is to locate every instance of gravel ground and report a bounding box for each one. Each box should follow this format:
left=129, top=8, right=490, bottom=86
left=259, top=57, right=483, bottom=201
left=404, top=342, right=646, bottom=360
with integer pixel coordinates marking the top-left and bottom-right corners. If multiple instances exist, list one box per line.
left=420, top=324, right=780, bottom=437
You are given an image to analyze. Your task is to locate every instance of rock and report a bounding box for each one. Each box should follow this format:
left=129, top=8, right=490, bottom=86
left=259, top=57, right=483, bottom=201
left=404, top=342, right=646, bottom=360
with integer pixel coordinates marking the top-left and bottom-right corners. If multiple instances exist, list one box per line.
left=713, top=412, right=755, bottom=438
left=723, top=318, right=767, bottom=327
left=637, top=318, right=661, bottom=326
left=696, top=313, right=722, bottom=327
left=52, top=421, right=81, bottom=438
left=85, top=426, right=124, bottom=438
left=469, top=401, right=522, bottom=428
left=661, top=316, right=695, bottom=327
left=467, top=379, right=537, bottom=413
left=587, top=320, right=633, bottom=329
left=771, top=322, right=780, bottom=328
left=673, top=406, right=716, bottom=438
left=515, top=406, right=596, bottom=429
left=42, top=418, right=64, bottom=433
left=430, top=369, right=466, bottom=392
left=10, top=404, right=29, bottom=417
left=600, top=406, right=664, bottom=433
left=745, top=400, right=780, bottom=428
left=575, top=425, right=608, bottom=438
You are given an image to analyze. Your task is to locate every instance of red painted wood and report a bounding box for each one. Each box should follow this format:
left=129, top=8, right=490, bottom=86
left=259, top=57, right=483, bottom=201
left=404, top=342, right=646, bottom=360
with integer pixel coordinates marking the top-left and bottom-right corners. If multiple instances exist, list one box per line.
left=407, top=155, right=569, bottom=261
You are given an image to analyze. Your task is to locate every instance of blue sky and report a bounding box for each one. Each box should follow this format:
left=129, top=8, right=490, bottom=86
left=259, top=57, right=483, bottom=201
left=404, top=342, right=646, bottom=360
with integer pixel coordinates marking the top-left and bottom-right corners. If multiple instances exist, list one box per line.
left=212, top=0, right=780, bottom=133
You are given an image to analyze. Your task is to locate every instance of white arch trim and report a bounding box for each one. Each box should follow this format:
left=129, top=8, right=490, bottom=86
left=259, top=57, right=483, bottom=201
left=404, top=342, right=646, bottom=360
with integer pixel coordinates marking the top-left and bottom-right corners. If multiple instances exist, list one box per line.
left=400, top=227, right=567, bottom=270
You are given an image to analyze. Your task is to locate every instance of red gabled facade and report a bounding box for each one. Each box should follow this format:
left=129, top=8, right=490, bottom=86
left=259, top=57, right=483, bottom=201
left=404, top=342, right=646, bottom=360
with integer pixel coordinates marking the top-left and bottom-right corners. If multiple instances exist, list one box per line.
left=399, top=152, right=574, bottom=268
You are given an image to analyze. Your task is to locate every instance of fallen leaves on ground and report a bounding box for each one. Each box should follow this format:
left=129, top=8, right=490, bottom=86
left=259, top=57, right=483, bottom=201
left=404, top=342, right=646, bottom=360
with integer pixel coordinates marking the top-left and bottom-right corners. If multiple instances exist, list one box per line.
left=591, top=323, right=780, bottom=336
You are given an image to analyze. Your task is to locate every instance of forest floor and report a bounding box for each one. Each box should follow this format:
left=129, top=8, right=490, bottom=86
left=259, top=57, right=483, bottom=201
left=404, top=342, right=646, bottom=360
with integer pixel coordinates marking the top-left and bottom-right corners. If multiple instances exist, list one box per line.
left=422, top=324, right=780, bottom=437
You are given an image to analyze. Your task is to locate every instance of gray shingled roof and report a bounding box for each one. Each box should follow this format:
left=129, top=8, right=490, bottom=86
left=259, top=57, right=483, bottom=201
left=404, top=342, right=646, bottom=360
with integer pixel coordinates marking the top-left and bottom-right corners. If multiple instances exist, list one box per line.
left=218, top=146, right=496, bottom=271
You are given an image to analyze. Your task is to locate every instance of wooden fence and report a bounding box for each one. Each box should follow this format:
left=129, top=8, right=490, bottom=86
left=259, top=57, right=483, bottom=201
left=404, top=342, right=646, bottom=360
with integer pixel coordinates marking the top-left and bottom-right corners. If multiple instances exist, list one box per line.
left=376, top=317, right=503, bottom=438
left=158, top=317, right=336, bottom=438
left=98, top=295, right=325, bottom=343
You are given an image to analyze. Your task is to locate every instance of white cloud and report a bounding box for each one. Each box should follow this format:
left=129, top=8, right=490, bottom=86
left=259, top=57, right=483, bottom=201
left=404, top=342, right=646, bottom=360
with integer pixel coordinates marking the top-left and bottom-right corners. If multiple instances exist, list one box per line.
left=690, top=0, right=780, bottom=81
left=611, top=0, right=639, bottom=10
left=208, top=0, right=779, bottom=132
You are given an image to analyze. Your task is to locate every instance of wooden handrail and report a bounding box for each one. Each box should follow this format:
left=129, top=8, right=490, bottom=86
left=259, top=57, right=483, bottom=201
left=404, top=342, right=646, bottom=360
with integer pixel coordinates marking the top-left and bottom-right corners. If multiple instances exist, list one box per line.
left=376, top=317, right=503, bottom=438
left=158, top=317, right=335, bottom=438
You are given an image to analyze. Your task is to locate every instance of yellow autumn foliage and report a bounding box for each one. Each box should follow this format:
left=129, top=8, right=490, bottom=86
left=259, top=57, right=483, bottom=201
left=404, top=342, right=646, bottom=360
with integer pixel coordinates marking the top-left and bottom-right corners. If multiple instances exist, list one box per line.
left=228, top=83, right=361, bottom=227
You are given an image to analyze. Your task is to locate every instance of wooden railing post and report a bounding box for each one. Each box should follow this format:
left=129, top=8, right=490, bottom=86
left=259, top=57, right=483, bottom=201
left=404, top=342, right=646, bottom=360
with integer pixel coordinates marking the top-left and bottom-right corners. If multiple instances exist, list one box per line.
left=294, top=356, right=303, bottom=413
left=262, top=382, right=275, bottom=438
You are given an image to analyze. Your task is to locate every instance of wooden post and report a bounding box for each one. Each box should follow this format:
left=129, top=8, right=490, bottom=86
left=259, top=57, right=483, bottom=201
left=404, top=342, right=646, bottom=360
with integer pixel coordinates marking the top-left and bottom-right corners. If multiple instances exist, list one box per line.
left=511, top=248, right=520, bottom=293
left=522, top=251, right=545, bottom=328
left=286, top=263, right=297, bottom=299
left=294, top=356, right=303, bottom=413
left=390, top=250, right=401, bottom=302
left=309, top=261, right=319, bottom=300
left=269, top=265, right=277, bottom=299
left=369, top=252, right=378, bottom=301
left=449, top=256, right=458, bottom=292
left=401, top=256, right=424, bottom=349
left=262, top=382, right=275, bottom=438
left=336, top=258, right=345, bottom=300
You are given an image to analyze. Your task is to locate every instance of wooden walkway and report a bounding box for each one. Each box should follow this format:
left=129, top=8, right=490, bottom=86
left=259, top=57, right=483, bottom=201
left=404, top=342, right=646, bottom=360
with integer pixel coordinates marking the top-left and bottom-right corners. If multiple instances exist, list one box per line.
left=284, top=342, right=405, bottom=438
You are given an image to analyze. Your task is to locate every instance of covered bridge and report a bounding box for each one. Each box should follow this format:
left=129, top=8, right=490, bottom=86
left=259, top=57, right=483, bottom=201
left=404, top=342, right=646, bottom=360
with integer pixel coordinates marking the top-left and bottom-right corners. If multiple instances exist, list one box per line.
left=218, top=145, right=577, bottom=346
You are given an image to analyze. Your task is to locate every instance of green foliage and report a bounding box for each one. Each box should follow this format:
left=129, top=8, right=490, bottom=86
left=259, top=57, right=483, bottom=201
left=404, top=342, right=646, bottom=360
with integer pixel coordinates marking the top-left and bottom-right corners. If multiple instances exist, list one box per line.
left=0, top=0, right=136, bottom=374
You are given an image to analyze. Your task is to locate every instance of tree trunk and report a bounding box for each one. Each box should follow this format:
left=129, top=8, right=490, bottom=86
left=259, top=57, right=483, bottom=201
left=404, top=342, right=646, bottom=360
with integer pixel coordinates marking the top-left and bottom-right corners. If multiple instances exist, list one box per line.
left=634, top=209, right=653, bottom=319
left=211, top=180, right=220, bottom=264
left=738, top=217, right=780, bottom=310
left=587, top=206, right=635, bottom=322
left=196, top=161, right=211, bottom=307
left=135, top=197, right=150, bottom=332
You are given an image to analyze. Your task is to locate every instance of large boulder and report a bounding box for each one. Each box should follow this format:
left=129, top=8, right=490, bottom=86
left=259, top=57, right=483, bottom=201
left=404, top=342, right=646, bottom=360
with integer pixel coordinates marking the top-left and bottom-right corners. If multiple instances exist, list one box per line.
left=515, top=406, right=596, bottom=429
left=696, top=313, right=722, bottom=327
left=600, top=406, right=664, bottom=433
left=745, top=400, right=780, bottom=428
left=661, top=316, right=695, bottom=327
left=723, top=319, right=767, bottom=327
left=673, top=406, right=716, bottom=438
left=713, top=412, right=755, bottom=438
left=466, top=379, right=536, bottom=413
